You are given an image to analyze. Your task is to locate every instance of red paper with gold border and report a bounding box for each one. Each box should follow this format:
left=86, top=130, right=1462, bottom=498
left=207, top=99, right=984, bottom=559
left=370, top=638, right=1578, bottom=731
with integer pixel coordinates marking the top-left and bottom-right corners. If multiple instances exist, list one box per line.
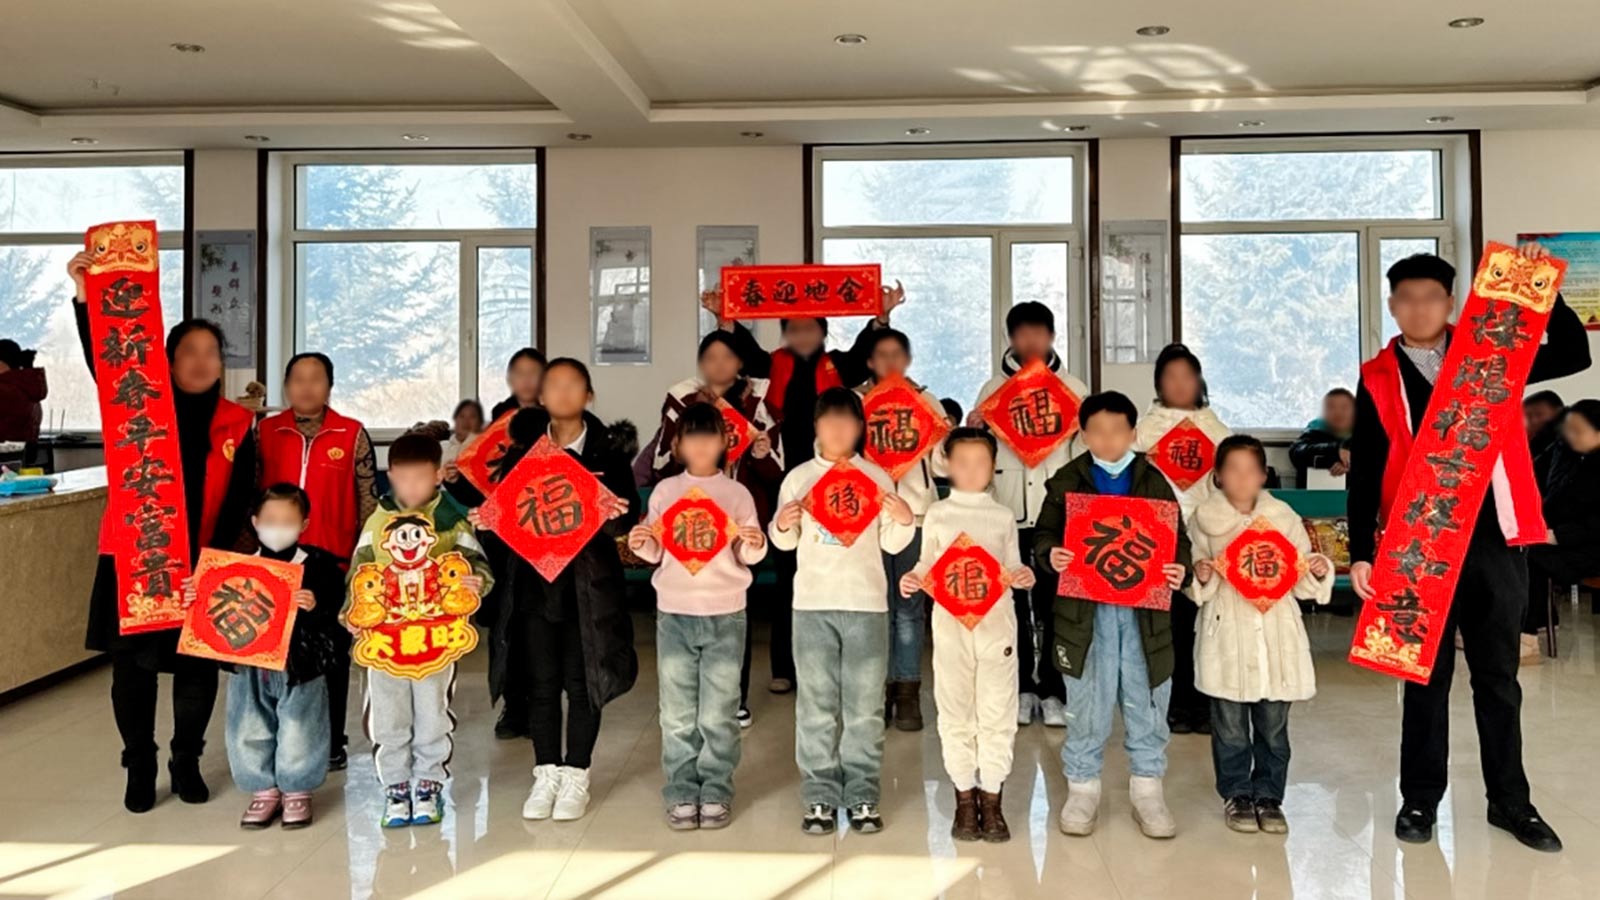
left=800, top=460, right=883, bottom=548
left=480, top=435, right=619, bottom=581
left=1349, top=243, right=1567, bottom=683
left=721, top=264, right=882, bottom=320
left=83, top=221, right=193, bottom=635
left=654, top=487, right=741, bottom=575
left=177, top=550, right=301, bottom=670
left=455, top=410, right=517, bottom=495
left=978, top=358, right=1082, bottom=469
left=863, top=373, right=950, bottom=482
left=926, top=534, right=1011, bottom=630
left=715, top=398, right=755, bottom=465
left=1056, top=494, right=1180, bottom=610
left=347, top=547, right=482, bottom=680
left=1150, top=417, right=1217, bottom=492
left=1218, top=517, right=1306, bottom=613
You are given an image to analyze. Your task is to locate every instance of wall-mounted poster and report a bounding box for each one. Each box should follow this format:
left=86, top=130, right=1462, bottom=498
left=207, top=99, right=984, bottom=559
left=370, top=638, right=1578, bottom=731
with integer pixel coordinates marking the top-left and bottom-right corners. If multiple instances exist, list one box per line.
left=698, top=226, right=757, bottom=342
left=192, top=230, right=258, bottom=367
left=591, top=226, right=651, bottom=365
left=1517, top=232, right=1600, bottom=329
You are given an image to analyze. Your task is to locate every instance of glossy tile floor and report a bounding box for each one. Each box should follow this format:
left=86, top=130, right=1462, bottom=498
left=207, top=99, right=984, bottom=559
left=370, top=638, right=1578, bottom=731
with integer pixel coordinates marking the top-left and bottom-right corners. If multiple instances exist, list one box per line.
left=4, top=605, right=1600, bottom=900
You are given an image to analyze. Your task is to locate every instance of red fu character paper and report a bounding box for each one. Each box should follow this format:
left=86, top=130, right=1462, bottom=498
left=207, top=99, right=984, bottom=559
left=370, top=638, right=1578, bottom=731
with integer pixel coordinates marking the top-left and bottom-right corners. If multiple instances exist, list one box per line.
left=862, top=373, right=950, bottom=482
left=978, top=358, right=1082, bottom=469
left=1149, top=416, right=1218, bottom=493
left=721, top=264, right=882, bottom=320
left=346, top=518, right=483, bottom=680
left=177, top=550, right=301, bottom=671
left=716, top=398, right=756, bottom=466
left=655, top=487, right=740, bottom=575
left=83, top=221, right=192, bottom=635
left=455, top=409, right=517, bottom=495
left=1218, top=518, right=1306, bottom=613
left=480, top=435, right=620, bottom=581
left=800, top=460, right=883, bottom=548
left=926, top=534, right=1011, bottom=630
left=1056, top=494, right=1181, bottom=611
left=1350, top=243, right=1567, bottom=684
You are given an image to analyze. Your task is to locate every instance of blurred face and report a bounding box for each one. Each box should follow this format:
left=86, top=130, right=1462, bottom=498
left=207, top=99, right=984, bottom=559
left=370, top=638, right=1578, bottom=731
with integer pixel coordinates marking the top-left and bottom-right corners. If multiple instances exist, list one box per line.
left=1216, top=448, right=1268, bottom=506
left=1009, top=323, right=1055, bottom=363
left=284, top=358, right=331, bottom=415
left=171, top=327, right=223, bottom=394
left=251, top=497, right=308, bottom=550
left=815, top=410, right=862, bottom=460
left=507, top=358, right=545, bottom=406
left=1323, top=393, right=1356, bottom=434
left=1158, top=361, right=1202, bottom=410
left=676, top=431, right=725, bottom=475
left=1081, top=410, right=1136, bottom=462
left=1524, top=401, right=1560, bottom=437
left=698, top=341, right=741, bottom=388
left=1388, top=278, right=1455, bottom=344
left=1562, top=414, right=1600, bottom=454
left=945, top=440, right=995, bottom=494
left=539, top=364, right=591, bottom=419
left=868, top=337, right=910, bottom=380
left=783, top=318, right=826, bottom=357
left=454, top=404, right=484, bottom=437
left=389, top=460, right=443, bottom=509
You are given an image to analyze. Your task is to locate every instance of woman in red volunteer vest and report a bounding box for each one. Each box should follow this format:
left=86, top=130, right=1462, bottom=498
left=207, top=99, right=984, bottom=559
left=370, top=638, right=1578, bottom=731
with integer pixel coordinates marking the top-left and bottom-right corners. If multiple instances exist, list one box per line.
left=256, top=351, right=377, bottom=771
left=68, top=251, right=259, bottom=814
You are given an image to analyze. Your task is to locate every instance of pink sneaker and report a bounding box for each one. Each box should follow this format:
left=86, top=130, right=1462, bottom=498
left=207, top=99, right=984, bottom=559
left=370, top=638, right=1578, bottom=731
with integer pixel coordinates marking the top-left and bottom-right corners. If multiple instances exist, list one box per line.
left=282, top=792, right=314, bottom=829
left=241, top=789, right=282, bottom=829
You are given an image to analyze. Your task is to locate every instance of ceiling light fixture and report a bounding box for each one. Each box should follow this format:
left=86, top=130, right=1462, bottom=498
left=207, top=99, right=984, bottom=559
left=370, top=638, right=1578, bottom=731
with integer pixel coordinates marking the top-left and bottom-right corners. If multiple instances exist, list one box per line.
left=1426, top=115, right=1456, bottom=124
left=1238, top=120, right=1265, bottom=128
left=904, top=127, right=931, bottom=136
left=1447, top=17, right=1485, bottom=28
left=833, top=33, right=868, bottom=46
left=1134, top=25, right=1170, bottom=36
left=170, top=42, right=206, bottom=53
left=69, top=137, right=98, bottom=146
left=566, top=132, right=593, bottom=142
left=739, top=131, right=765, bottom=139
left=243, top=134, right=270, bottom=142
left=401, top=133, right=430, bottom=142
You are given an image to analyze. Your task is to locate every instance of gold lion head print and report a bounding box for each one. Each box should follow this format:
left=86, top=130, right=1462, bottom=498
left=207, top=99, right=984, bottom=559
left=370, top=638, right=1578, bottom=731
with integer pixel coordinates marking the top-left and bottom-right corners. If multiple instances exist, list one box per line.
left=87, top=222, right=158, bottom=274
left=1473, top=243, right=1564, bottom=313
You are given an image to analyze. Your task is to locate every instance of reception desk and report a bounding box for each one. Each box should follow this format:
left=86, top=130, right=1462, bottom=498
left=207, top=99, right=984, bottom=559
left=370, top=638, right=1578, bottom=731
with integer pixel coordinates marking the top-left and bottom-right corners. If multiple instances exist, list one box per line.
left=0, top=467, right=106, bottom=695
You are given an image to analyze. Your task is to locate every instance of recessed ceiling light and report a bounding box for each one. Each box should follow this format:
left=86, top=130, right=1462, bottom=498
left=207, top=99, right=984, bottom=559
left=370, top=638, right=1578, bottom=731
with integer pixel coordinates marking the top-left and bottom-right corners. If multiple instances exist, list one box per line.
left=566, top=132, right=593, bottom=142
left=401, top=133, right=430, bottom=142
left=904, top=127, right=931, bottom=136
left=1134, top=25, right=1170, bottom=36
left=739, top=131, right=765, bottom=139
left=170, top=42, right=206, bottom=53
left=243, top=134, right=270, bottom=142
left=69, top=137, right=98, bottom=146
left=1426, top=115, right=1456, bottom=124
left=834, top=33, right=868, bottom=46
left=1448, top=17, right=1485, bottom=28
left=1238, top=120, right=1265, bottom=128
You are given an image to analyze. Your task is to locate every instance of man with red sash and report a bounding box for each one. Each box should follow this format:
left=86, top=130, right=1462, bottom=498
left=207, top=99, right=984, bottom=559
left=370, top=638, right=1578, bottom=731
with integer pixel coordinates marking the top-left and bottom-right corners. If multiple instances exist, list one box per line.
left=1349, top=246, right=1589, bottom=852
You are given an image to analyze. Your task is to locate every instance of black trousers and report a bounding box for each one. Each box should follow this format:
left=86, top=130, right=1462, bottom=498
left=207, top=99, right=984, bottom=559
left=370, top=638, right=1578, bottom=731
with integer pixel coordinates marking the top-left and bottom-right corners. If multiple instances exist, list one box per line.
left=327, top=630, right=352, bottom=752
left=1014, top=528, right=1064, bottom=701
left=1168, top=592, right=1209, bottom=725
left=524, top=613, right=601, bottom=769
left=1399, top=533, right=1532, bottom=811
left=768, top=548, right=797, bottom=681
left=1523, top=545, right=1594, bottom=634
left=110, top=652, right=218, bottom=763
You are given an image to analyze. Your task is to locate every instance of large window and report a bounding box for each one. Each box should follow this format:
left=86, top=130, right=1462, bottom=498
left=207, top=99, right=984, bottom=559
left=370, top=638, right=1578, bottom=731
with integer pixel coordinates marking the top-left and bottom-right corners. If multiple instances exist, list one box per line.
left=811, top=144, right=1087, bottom=411
left=283, top=153, right=538, bottom=430
left=1178, top=139, right=1463, bottom=430
left=0, top=156, right=186, bottom=433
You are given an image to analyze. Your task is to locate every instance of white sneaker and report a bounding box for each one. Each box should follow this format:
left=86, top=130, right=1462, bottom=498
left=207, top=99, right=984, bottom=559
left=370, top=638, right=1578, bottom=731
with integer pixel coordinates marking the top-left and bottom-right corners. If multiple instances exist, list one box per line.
left=1017, top=692, right=1039, bottom=726
left=1040, top=696, right=1067, bottom=728
left=1058, top=779, right=1101, bottom=836
left=522, top=764, right=562, bottom=820
left=1129, top=775, right=1176, bottom=839
left=551, top=766, right=591, bottom=821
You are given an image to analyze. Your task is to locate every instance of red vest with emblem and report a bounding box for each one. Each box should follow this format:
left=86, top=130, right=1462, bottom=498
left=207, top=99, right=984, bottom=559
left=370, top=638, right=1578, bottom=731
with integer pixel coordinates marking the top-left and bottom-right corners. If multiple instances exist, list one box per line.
left=1360, top=332, right=1545, bottom=545
left=766, top=349, right=842, bottom=417
left=258, top=406, right=364, bottom=560
left=98, top=397, right=255, bottom=554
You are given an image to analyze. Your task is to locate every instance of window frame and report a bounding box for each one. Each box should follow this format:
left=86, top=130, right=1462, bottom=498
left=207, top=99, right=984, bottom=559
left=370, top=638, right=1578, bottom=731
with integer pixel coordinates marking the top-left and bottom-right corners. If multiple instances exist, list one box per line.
left=808, top=142, right=1092, bottom=385
left=276, top=149, right=541, bottom=438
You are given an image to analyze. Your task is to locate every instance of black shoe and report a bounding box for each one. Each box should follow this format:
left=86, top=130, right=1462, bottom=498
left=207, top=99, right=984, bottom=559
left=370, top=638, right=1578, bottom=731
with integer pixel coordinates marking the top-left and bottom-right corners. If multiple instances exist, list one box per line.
left=1487, top=803, right=1563, bottom=852
left=123, top=754, right=157, bottom=813
left=846, top=802, right=884, bottom=833
left=1169, top=717, right=1194, bottom=735
left=494, top=710, right=528, bottom=741
left=1193, top=717, right=1212, bottom=736
left=328, top=747, right=348, bottom=772
left=168, top=756, right=210, bottom=804
left=801, top=803, right=837, bottom=835
left=1395, top=805, right=1436, bottom=844
left=1224, top=796, right=1258, bottom=833
left=1255, top=798, right=1288, bottom=834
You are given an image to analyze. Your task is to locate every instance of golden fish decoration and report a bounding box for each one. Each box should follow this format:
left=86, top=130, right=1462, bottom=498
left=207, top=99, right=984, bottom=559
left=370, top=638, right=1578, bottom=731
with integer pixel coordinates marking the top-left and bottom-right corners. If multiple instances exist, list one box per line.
left=1472, top=242, right=1565, bottom=314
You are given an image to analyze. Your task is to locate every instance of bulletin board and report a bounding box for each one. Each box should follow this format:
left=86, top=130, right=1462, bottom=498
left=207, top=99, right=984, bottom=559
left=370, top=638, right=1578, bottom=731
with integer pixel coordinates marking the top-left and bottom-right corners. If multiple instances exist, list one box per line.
left=192, top=230, right=259, bottom=367
left=1518, top=232, right=1600, bottom=330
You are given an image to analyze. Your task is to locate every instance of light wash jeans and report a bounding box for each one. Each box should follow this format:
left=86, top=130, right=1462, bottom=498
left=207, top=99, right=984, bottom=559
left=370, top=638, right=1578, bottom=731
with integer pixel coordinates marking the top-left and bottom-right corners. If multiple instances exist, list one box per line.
left=1062, top=604, right=1171, bottom=782
left=794, top=610, right=888, bottom=808
left=365, top=665, right=457, bottom=786
left=658, top=610, right=746, bottom=806
left=884, top=529, right=925, bottom=683
left=226, top=668, right=330, bottom=794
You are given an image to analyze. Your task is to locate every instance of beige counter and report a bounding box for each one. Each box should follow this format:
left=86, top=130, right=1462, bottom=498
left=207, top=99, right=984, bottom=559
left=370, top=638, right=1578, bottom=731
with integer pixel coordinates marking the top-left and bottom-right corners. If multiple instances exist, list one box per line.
left=0, top=467, right=107, bottom=694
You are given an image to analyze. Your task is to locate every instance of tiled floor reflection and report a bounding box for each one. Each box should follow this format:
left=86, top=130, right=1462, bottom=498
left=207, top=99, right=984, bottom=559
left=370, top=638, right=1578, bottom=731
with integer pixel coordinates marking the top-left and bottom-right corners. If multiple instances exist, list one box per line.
left=3, top=602, right=1599, bottom=899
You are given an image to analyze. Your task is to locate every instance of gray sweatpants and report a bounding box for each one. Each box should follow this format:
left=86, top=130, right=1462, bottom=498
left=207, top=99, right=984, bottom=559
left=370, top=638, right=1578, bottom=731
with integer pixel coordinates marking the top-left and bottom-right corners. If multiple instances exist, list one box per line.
left=364, top=665, right=457, bottom=786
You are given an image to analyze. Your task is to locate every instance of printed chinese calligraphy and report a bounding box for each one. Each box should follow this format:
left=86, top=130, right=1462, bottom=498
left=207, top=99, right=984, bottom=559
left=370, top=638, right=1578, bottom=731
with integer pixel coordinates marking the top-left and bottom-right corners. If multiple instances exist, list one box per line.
left=800, top=460, right=884, bottom=548
left=178, top=550, right=301, bottom=670
left=925, top=534, right=1009, bottom=630
left=1149, top=417, right=1217, bottom=492
left=977, top=358, right=1082, bottom=468
left=454, top=410, right=517, bottom=495
left=1218, top=518, right=1304, bottom=613
left=656, top=487, right=739, bottom=575
left=348, top=519, right=482, bottom=680
left=480, top=436, right=619, bottom=580
left=1056, top=494, right=1180, bottom=610
left=862, top=373, right=950, bottom=481
left=715, top=398, right=756, bottom=466
left=720, top=264, right=883, bottom=320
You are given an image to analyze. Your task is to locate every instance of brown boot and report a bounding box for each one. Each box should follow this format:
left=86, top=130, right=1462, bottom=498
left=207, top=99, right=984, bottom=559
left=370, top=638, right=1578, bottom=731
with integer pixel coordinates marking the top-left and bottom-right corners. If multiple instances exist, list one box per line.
left=979, top=790, right=1010, bottom=842
left=951, top=788, right=981, bottom=841
left=893, top=681, right=924, bottom=732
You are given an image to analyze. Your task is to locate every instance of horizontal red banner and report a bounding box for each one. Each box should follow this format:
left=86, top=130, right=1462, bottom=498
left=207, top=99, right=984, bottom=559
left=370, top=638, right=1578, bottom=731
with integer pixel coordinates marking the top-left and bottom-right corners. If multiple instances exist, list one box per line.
left=721, top=264, right=881, bottom=320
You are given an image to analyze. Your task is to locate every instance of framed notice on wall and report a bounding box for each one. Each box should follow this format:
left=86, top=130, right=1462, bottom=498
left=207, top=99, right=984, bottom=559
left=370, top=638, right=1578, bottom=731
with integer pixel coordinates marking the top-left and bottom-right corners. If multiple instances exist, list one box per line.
left=192, top=230, right=258, bottom=367
left=1518, top=232, right=1600, bottom=329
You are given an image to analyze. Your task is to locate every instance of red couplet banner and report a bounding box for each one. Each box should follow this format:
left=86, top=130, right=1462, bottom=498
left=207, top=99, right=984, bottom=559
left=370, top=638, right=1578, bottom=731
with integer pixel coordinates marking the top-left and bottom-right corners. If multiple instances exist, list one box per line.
left=83, top=221, right=193, bottom=635
left=480, top=435, right=620, bottom=581
left=926, top=534, right=1009, bottom=630
left=177, top=549, right=302, bottom=671
left=455, top=410, right=517, bottom=495
left=721, top=264, right=882, bottom=320
left=1056, top=494, right=1180, bottom=611
left=862, top=372, right=950, bottom=482
left=1350, top=243, right=1567, bottom=683
left=978, top=358, right=1082, bottom=469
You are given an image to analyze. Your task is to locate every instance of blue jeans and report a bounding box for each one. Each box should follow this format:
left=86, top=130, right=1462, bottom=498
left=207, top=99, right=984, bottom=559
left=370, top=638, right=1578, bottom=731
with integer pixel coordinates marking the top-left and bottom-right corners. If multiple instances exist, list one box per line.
left=1210, top=698, right=1291, bottom=801
left=658, top=611, right=746, bottom=806
left=884, top=528, right=924, bottom=683
left=1062, top=604, right=1171, bottom=782
left=226, top=669, right=330, bottom=794
left=793, top=610, right=888, bottom=807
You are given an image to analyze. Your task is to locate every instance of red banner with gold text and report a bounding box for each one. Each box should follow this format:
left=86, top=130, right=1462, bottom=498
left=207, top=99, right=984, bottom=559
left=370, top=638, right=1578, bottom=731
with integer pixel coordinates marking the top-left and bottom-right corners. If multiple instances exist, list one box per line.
left=926, top=534, right=1010, bottom=630
left=721, top=264, right=881, bottom=320
left=455, top=410, right=516, bottom=495
left=978, top=358, right=1081, bottom=469
left=863, top=373, right=950, bottom=482
left=177, top=550, right=302, bottom=671
left=480, top=436, right=620, bottom=581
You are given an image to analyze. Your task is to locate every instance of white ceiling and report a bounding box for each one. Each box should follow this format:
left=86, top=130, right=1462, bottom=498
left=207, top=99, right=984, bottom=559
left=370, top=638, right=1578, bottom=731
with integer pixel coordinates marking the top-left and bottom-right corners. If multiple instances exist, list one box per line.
left=1, top=0, right=1597, bottom=150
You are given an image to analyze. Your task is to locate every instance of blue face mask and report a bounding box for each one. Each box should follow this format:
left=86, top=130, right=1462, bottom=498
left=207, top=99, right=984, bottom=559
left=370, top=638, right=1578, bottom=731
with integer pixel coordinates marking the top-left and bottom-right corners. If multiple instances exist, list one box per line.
left=1092, top=449, right=1136, bottom=477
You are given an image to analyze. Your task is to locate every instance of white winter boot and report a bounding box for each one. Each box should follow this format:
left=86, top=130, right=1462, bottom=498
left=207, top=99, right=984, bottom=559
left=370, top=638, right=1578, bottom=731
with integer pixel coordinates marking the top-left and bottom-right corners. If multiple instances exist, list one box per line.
left=1058, top=779, right=1101, bottom=836
left=1129, top=775, right=1176, bottom=838
left=551, top=766, right=592, bottom=821
left=521, top=764, right=562, bottom=820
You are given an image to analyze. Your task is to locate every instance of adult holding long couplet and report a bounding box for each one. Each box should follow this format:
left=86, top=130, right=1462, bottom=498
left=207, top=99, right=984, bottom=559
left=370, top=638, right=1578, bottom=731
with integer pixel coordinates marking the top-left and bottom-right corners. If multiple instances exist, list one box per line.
left=68, top=238, right=258, bottom=814
left=1348, top=243, right=1589, bottom=852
